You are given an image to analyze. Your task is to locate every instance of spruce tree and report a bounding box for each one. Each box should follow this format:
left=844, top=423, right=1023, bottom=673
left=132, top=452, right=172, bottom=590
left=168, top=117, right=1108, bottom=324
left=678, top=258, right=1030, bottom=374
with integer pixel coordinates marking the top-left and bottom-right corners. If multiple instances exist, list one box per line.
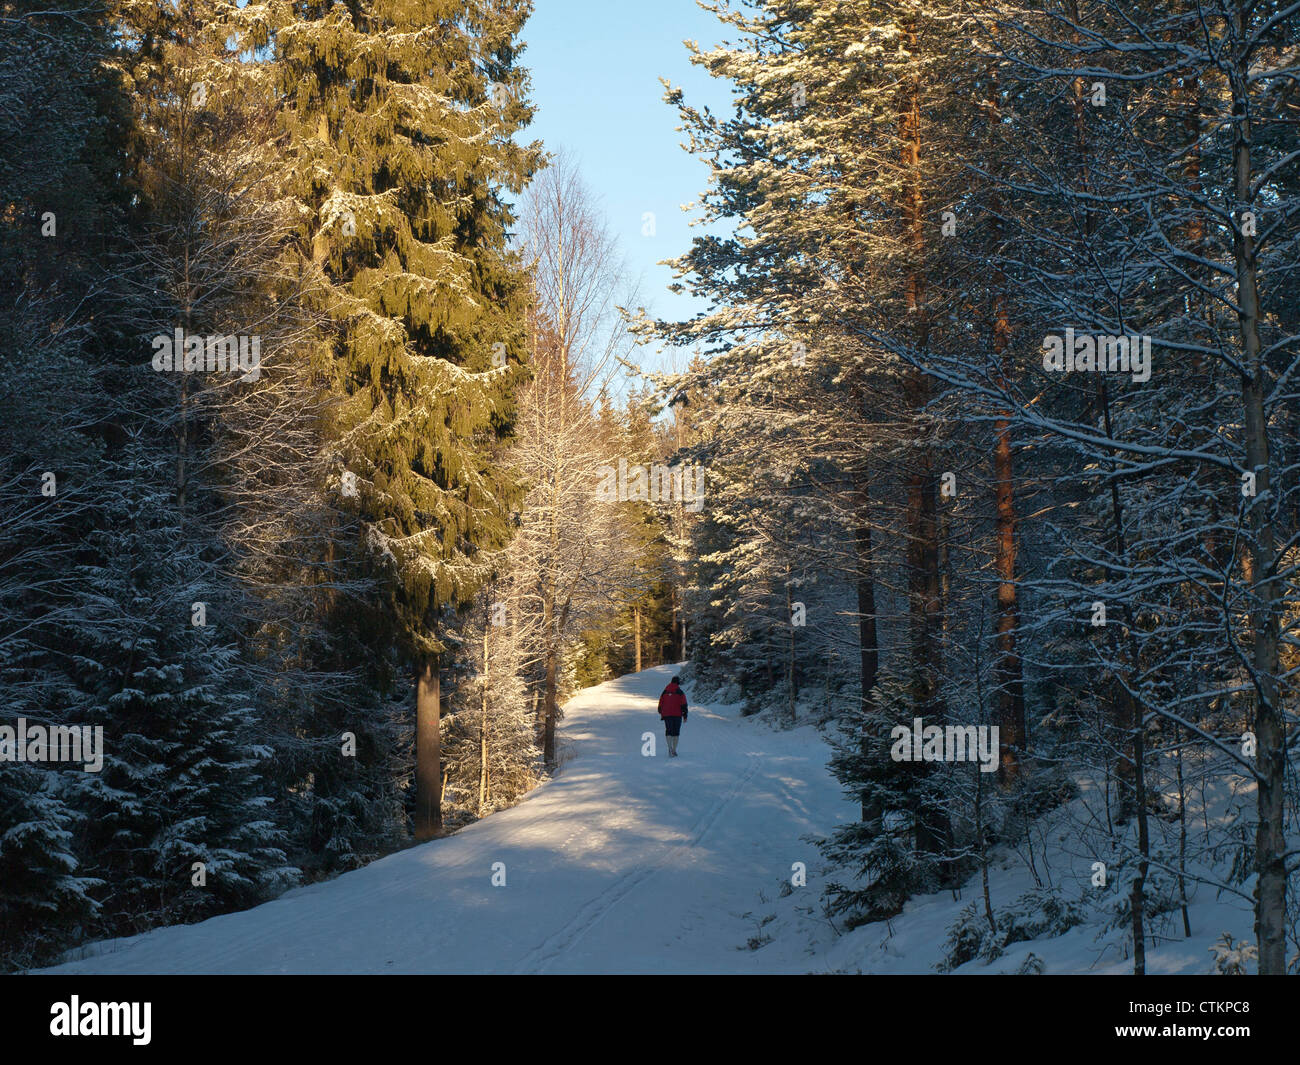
left=0, top=0, right=132, bottom=968
left=274, top=0, right=541, bottom=838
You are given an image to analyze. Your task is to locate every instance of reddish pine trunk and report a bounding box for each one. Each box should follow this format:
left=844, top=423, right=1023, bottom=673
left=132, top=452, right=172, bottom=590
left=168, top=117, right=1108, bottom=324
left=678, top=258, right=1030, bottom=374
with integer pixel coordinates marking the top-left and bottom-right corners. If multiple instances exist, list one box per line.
left=898, top=14, right=952, bottom=876
left=414, top=656, right=442, bottom=840
left=992, top=294, right=1026, bottom=783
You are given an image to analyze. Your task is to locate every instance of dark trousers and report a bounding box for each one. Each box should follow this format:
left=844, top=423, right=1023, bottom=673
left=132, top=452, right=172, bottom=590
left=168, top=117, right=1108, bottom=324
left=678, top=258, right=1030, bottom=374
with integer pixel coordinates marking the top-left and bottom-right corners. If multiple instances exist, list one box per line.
left=662, top=716, right=682, bottom=737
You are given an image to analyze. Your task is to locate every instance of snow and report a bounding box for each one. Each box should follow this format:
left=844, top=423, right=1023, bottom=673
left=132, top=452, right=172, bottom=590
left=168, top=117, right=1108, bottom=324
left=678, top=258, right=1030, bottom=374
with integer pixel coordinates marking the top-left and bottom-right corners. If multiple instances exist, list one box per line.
left=39, top=664, right=1258, bottom=975
left=41, top=665, right=855, bottom=974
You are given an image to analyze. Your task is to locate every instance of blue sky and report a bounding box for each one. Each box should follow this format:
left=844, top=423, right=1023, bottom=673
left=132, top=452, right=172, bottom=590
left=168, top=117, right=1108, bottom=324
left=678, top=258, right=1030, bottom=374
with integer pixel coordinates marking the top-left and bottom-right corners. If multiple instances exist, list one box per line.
left=518, top=0, right=736, bottom=378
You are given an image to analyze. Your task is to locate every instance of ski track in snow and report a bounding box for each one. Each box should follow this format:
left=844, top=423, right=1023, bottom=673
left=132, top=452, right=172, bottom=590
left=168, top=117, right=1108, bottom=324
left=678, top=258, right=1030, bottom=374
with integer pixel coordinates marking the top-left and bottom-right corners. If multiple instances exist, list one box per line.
left=511, top=756, right=760, bottom=974
left=40, top=665, right=856, bottom=975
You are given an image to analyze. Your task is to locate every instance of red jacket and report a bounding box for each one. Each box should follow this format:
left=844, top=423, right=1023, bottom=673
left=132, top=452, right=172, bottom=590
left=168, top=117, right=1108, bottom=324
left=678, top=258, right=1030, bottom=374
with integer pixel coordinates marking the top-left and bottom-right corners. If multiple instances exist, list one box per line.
left=658, top=683, right=688, bottom=718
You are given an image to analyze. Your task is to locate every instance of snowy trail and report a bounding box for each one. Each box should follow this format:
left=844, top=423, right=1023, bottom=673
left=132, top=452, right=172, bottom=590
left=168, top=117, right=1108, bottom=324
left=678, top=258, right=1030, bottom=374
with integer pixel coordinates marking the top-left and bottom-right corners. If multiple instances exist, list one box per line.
left=43, top=665, right=854, bottom=975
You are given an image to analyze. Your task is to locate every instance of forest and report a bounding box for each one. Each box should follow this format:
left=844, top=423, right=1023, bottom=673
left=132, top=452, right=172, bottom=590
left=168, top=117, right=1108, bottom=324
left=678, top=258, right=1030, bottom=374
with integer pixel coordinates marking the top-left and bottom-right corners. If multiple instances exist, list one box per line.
left=1, top=0, right=1297, bottom=978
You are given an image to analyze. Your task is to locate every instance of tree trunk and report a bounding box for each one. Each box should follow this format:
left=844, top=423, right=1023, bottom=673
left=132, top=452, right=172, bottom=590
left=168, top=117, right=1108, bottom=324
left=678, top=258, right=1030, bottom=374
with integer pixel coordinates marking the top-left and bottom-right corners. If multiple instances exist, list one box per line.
left=1131, top=702, right=1150, bottom=974
left=669, top=584, right=678, bottom=661
left=634, top=605, right=642, bottom=672
left=976, top=768, right=997, bottom=935
left=907, top=443, right=952, bottom=871
left=786, top=572, right=796, bottom=726
left=478, top=627, right=489, bottom=817
left=1093, top=367, right=1151, bottom=967
left=415, top=656, right=442, bottom=840
left=898, top=13, right=951, bottom=878
left=1176, top=725, right=1192, bottom=938
left=899, top=14, right=937, bottom=724
left=542, top=587, right=558, bottom=767
left=1228, top=9, right=1285, bottom=972
left=1068, top=4, right=1138, bottom=811
left=992, top=292, right=1026, bottom=783
left=854, top=477, right=880, bottom=825
left=980, top=71, right=1027, bottom=784
left=543, top=595, right=573, bottom=768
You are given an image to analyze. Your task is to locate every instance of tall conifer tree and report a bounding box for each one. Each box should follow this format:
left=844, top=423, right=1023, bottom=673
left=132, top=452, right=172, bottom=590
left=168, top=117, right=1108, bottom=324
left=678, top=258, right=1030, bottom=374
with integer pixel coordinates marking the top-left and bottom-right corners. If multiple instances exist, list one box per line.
left=274, top=0, right=540, bottom=837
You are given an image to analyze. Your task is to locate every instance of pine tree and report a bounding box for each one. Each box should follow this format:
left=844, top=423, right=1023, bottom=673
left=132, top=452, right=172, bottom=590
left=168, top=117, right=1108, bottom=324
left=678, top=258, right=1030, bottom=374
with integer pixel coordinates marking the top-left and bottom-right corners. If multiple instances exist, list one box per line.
left=968, top=0, right=1300, bottom=975
left=644, top=0, right=988, bottom=890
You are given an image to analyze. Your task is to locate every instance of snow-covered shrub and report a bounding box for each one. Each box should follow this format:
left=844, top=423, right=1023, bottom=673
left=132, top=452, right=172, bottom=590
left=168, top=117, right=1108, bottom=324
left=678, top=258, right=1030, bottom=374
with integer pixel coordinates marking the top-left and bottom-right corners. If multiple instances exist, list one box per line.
left=1209, top=933, right=1256, bottom=975
left=1102, top=862, right=1184, bottom=940
left=938, top=902, right=992, bottom=971
left=938, top=888, right=1085, bottom=970
left=718, top=680, right=743, bottom=706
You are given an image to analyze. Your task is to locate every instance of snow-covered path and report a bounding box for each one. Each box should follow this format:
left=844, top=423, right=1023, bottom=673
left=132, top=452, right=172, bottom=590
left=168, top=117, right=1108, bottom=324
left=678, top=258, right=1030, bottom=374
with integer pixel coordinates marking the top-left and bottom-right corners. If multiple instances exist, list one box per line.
left=44, top=666, right=854, bottom=975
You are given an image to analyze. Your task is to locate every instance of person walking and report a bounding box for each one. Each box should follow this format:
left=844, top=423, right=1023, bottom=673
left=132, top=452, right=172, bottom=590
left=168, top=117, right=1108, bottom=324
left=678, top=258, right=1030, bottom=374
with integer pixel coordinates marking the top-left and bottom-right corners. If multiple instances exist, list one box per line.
left=657, top=676, right=688, bottom=757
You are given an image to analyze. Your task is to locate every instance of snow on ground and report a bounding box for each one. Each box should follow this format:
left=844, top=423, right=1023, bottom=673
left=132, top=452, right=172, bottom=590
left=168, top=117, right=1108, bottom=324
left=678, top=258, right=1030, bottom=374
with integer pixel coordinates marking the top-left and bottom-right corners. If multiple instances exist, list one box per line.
left=42, top=665, right=855, bottom=974
left=767, top=814, right=1258, bottom=976
left=40, top=664, right=1259, bottom=975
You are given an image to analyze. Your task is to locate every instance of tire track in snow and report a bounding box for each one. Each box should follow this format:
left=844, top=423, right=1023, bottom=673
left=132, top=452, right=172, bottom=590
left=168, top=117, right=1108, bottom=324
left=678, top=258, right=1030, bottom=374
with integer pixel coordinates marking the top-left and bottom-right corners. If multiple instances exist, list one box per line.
left=510, top=754, right=760, bottom=974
